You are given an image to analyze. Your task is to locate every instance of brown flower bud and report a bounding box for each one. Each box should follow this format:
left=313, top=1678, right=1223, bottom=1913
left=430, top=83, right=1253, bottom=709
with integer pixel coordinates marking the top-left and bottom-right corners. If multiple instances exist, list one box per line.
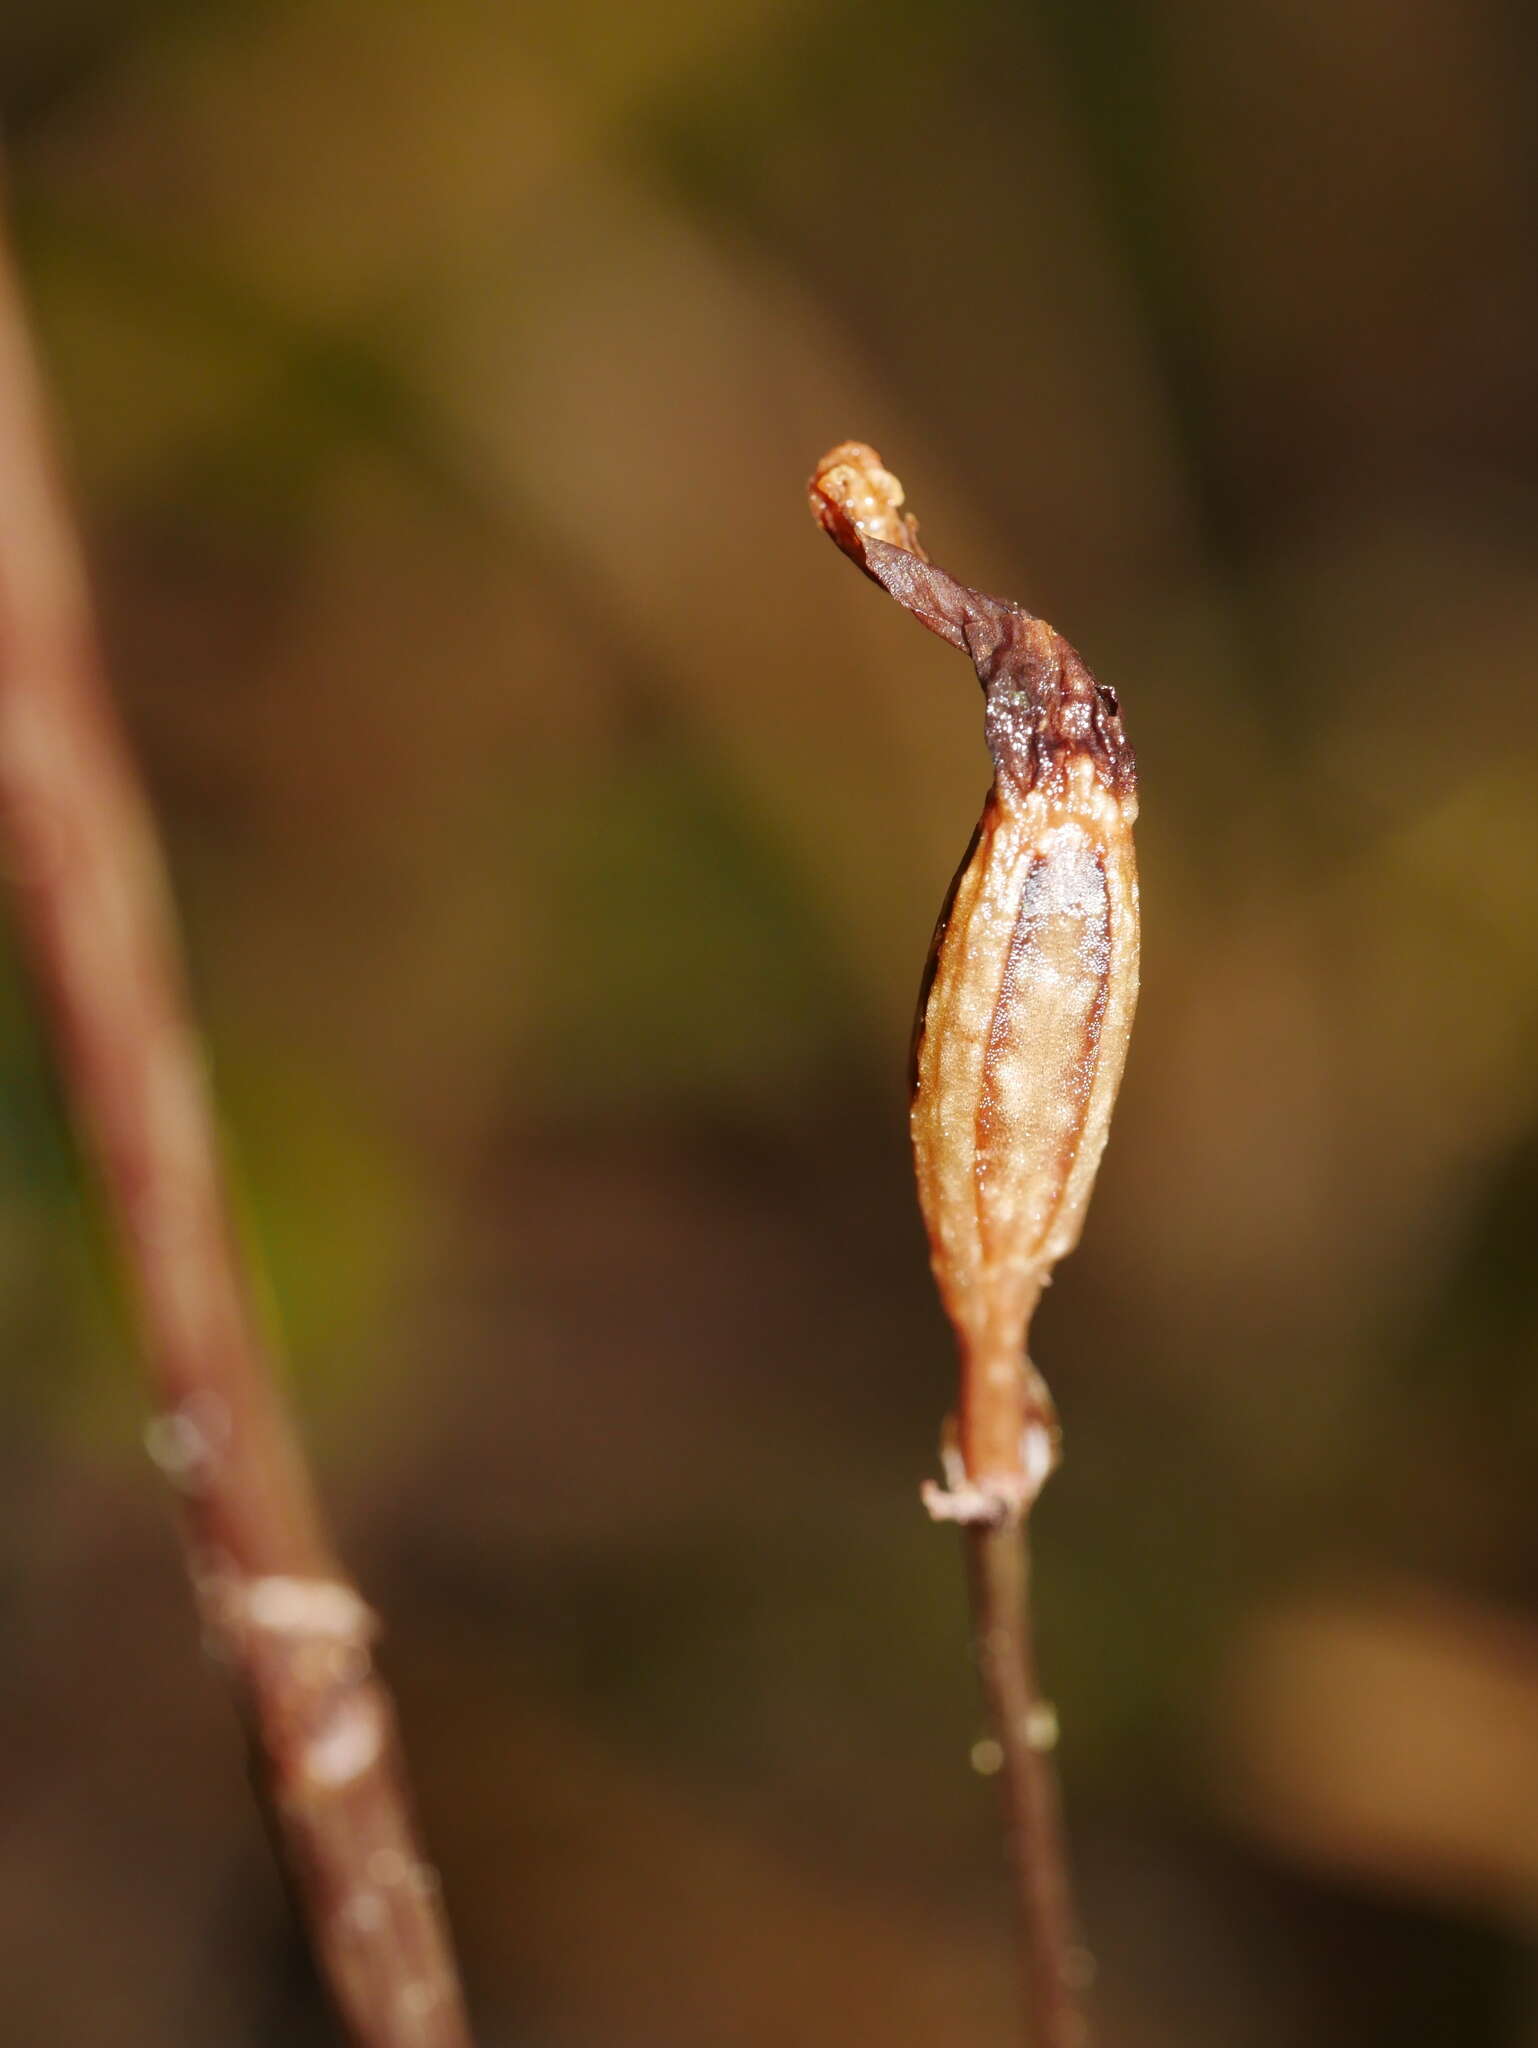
left=810, top=444, right=1139, bottom=1523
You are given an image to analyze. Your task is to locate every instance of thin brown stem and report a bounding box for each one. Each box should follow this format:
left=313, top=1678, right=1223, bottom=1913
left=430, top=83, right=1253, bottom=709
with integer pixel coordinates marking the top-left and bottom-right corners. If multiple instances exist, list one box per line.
left=0, top=201, right=472, bottom=2045
left=967, top=1520, right=1087, bottom=2048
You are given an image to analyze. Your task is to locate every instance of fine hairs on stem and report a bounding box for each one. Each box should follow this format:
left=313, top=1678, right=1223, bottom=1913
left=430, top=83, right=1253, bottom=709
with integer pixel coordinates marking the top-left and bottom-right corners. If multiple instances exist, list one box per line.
left=809, top=443, right=1141, bottom=2048
left=0, top=197, right=473, bottom=2046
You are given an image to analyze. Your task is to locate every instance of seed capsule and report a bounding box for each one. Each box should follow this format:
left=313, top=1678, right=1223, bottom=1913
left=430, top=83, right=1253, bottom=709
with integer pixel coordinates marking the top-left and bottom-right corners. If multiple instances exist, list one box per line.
left=810, top=443, right=1139, bottom=1522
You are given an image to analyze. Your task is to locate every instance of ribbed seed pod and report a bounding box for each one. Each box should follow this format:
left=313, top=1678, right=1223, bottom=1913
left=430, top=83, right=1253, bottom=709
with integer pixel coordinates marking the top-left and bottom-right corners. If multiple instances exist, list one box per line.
left=810, top=444, right=1139, bottom=1523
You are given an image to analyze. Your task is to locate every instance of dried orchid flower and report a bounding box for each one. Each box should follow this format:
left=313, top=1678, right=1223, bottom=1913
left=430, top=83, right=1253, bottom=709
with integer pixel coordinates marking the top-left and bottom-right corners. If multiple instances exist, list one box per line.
left=810, top=441, right=1140, bottom=2046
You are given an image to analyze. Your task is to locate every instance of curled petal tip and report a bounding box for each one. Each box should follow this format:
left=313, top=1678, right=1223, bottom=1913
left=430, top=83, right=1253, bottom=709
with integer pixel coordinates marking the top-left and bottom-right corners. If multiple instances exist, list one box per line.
left=809, top=440, right=926, bottom=563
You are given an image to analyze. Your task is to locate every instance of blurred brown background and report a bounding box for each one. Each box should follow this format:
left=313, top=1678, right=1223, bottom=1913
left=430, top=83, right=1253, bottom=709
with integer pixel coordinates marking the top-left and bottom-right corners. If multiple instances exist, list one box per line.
left=4, top=2, right=1538, bottom=2042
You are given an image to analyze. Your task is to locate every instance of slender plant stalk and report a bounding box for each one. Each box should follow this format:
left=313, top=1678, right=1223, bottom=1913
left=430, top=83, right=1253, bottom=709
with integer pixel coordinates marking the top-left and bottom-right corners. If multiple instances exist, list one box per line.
left=809, top=443, right=1140, bottom=2048
left=968, top=1524, right=1082, bottom=2046
left=0, top=202, right=472, bottom=2046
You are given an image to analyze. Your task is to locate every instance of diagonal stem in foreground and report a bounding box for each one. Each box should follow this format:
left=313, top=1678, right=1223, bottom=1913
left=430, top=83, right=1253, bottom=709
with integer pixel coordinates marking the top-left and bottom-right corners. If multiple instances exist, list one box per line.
left=0, top=199, right=472, bottom=2046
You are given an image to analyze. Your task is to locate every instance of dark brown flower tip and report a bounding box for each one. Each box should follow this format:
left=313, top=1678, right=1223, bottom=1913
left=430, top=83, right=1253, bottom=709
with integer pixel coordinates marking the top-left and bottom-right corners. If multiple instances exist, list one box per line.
left=977, top=613, right=1138, bottom=803
left=809, top=441, right=1136, bottom=802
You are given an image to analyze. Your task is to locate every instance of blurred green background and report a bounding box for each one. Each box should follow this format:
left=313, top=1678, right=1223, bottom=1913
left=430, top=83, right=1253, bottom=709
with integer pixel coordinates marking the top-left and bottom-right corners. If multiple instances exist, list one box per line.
left=4, top=2, right=1538, bottom=2042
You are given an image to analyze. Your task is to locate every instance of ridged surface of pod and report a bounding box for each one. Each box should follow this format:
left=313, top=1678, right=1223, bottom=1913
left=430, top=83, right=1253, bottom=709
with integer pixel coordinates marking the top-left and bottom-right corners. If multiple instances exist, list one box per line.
left=810, top=444, right=1140, bottom=1520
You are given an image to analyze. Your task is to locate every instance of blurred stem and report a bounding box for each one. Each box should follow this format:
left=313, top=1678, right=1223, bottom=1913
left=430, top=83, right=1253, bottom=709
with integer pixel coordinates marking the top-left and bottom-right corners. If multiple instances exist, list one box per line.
left=0, top=195, right=473, bottom=2046
left=967, top=1520, right=1086, bottom=2048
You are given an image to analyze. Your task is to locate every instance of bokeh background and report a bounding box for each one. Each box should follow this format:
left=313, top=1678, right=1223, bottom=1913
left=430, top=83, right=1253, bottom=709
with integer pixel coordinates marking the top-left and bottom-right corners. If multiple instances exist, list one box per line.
left=4, top=2, right=1538, bottom=2042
